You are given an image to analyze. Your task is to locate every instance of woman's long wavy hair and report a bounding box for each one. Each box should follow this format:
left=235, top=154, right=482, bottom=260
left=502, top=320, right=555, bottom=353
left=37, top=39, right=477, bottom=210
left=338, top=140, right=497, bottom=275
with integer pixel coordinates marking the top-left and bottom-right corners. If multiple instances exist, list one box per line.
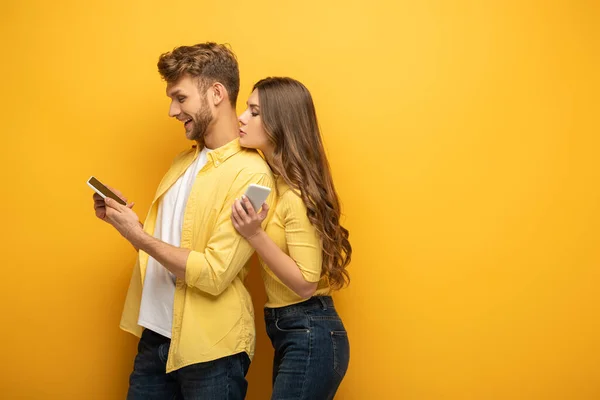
left=254, top=77, right=351, bottom=289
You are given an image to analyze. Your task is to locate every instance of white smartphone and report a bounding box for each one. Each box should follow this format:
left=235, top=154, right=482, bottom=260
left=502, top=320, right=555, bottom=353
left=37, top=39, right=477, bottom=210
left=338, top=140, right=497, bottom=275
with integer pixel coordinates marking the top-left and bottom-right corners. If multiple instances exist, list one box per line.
left=87, top=176, right=127, bottom=206
left=242, top=183, right=271, bottom=212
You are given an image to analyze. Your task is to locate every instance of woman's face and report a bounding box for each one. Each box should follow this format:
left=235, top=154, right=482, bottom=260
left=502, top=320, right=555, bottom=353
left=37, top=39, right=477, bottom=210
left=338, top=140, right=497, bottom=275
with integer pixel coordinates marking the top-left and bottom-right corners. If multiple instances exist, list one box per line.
left=238, top=89, right=273, bottom=155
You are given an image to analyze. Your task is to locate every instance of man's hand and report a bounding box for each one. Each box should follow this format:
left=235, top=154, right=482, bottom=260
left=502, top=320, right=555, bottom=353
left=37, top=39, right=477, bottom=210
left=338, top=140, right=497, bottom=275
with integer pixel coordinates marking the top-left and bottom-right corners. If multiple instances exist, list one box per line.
left=93, top=186, right=134, bottom=220
left=103, top=197, right=143, bottom=241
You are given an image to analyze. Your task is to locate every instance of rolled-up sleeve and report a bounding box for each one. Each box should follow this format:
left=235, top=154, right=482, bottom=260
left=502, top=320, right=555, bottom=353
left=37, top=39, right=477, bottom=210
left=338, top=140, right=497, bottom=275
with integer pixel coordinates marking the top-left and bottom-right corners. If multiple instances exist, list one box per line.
left=185, top=172, right=275, bottom=295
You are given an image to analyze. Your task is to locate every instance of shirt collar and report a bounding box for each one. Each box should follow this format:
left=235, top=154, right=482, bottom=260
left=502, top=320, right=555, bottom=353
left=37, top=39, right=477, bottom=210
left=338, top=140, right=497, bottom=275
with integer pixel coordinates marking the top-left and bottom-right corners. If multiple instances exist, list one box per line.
left=193, top=138, right=242, bottom=168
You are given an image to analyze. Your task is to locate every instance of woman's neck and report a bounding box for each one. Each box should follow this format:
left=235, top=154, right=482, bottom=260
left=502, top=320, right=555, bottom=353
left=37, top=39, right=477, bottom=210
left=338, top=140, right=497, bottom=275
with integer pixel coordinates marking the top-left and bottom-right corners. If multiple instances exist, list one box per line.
left=262, top=148, right=279, bottom=175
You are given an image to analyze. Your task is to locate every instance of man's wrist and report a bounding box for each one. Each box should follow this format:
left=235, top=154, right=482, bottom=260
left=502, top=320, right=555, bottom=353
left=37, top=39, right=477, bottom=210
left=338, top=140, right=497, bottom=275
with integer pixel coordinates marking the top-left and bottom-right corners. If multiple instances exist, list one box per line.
left=126, top=224, right=146, bottom=248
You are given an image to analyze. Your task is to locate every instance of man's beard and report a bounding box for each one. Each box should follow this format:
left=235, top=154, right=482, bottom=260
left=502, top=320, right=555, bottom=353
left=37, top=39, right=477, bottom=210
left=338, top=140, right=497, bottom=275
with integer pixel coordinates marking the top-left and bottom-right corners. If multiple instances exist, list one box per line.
left=189, top=98, right=213, bottom=148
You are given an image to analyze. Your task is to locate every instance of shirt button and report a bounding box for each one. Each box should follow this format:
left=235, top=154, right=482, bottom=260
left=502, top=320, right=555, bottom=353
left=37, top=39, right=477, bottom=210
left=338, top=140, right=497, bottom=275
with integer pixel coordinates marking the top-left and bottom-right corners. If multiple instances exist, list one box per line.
left=215, top=160, right=220, bottom=166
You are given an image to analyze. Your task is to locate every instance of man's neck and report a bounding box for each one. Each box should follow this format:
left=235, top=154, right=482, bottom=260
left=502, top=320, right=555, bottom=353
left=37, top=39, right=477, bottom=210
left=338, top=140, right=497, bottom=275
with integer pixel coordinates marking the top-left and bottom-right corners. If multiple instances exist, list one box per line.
left=203, top=110, right=239, bottom=150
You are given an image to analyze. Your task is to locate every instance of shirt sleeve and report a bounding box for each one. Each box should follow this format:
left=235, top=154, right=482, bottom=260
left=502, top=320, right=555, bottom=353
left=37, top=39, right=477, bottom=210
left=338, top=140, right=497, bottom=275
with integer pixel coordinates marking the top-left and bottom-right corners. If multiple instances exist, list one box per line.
left=281, top=191, right=323, bottom=283
left=184, top=171, right=276, bottom=295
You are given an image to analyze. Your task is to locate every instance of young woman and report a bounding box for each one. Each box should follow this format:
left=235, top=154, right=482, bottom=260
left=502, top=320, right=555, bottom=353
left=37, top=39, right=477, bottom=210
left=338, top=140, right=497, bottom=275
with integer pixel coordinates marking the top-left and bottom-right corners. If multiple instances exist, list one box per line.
left=232, top=77, right=352, bottom=399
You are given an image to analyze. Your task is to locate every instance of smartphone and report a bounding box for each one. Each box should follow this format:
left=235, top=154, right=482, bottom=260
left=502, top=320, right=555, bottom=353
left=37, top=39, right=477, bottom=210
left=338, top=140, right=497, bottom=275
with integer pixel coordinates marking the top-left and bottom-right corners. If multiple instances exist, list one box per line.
left=87, top=176, right=127, bottom=206
left=241, top=184, right=271, bottom=212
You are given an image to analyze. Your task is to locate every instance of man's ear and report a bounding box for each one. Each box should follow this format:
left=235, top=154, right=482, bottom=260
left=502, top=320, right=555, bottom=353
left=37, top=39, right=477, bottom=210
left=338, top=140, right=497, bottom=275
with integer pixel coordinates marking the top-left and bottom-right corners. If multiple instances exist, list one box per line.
left=210, top=82, right=228, bottom=106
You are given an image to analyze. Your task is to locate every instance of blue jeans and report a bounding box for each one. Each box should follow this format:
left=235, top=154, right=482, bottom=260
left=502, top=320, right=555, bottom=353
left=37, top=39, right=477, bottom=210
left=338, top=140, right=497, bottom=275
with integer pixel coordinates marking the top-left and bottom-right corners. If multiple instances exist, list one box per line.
left=127, top=329, right=250, bottom=400
left=265, top=296, right=350, bottom=400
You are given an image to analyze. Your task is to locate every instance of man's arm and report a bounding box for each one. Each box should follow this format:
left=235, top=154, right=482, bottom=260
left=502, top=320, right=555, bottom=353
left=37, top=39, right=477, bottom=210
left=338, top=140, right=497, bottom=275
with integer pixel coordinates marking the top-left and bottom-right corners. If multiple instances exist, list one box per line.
left=102, top=197, right=189, bottom=276
left=184, top=172, right=275, bottom=295
left=103, top=171, right=275, bottom=294
left=130, top=231, right=190, bottom=279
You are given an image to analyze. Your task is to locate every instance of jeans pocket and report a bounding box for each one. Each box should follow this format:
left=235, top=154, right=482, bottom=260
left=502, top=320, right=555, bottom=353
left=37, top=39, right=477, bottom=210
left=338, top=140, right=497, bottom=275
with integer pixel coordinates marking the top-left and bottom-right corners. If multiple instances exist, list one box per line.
left=331, top=330, right=350, bottom=378
left=274, top=316, right=311, bottom=333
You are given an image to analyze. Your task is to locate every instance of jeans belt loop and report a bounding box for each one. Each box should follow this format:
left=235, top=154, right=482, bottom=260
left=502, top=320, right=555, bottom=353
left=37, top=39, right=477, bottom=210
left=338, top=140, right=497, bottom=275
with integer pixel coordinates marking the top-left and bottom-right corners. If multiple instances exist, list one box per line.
left=318, top=296, right=328, bottom=310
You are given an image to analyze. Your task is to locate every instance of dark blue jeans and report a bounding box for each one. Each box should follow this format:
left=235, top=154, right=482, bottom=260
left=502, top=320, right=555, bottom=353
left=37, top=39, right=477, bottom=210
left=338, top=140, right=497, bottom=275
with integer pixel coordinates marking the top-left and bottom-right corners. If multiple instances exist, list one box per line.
left=265, top=296, right=350, bottom=400
left=127, top=329, right=250, bottom=400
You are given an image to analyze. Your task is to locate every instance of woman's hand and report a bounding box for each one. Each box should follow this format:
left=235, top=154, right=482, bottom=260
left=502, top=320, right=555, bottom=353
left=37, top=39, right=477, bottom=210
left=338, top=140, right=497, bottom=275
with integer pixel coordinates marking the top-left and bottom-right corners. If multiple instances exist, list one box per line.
left=231, top=195, right=269, bottom=239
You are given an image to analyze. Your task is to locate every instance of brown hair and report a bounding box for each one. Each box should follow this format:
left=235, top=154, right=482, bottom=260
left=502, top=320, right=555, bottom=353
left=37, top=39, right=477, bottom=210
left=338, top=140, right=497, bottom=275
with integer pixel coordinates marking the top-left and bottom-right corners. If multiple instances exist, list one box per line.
left=157, top=42, right=240, bottom=106
left=254, top=77, right=352, bottom=289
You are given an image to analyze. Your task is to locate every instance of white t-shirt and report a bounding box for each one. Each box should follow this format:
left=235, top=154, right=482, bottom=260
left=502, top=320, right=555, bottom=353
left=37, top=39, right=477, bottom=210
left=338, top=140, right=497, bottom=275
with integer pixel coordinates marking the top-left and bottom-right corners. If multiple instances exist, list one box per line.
left=137, top=147, right=211, bottom=338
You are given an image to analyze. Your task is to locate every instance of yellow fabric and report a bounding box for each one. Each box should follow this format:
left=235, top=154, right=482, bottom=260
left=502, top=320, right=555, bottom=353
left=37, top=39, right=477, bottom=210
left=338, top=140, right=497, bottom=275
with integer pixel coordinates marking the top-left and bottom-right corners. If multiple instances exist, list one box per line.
left=261, top=176, right=330, bottom=308
left=120, top=139, right=275, bottom=373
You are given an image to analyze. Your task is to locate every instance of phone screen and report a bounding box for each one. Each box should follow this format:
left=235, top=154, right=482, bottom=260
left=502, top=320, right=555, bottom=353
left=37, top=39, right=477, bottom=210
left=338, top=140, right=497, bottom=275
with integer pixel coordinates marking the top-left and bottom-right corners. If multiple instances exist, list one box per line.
left=88, top=177, right=127, bottom=205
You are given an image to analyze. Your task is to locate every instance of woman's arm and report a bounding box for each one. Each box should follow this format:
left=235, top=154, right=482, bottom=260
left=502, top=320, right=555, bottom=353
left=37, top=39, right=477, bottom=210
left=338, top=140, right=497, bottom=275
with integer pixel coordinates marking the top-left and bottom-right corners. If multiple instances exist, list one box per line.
left=232, top=195, right=320, bottom=299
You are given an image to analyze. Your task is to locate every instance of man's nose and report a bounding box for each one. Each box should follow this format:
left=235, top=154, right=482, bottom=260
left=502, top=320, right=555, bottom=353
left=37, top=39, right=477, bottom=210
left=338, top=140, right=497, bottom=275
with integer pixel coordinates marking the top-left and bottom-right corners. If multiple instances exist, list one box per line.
left=169, top=102, right=180, bottom=118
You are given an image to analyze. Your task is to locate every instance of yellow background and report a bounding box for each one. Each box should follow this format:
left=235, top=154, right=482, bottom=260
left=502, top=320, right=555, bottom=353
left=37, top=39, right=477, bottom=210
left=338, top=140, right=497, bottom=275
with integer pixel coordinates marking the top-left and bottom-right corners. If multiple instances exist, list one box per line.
left=1, top=0, right=599, bottom=399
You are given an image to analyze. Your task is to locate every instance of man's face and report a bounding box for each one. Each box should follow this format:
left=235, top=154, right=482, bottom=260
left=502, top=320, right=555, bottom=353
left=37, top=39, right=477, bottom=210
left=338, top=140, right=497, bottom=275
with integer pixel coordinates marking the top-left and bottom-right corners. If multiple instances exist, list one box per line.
left=166, top=74, right=213, bottom=145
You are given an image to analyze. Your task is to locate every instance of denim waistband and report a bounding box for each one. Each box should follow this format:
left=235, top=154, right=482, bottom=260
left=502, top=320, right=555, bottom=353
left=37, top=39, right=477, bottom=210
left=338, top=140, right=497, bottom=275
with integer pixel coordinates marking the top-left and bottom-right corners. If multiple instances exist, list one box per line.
left=264, top=296, right=335, bottom=319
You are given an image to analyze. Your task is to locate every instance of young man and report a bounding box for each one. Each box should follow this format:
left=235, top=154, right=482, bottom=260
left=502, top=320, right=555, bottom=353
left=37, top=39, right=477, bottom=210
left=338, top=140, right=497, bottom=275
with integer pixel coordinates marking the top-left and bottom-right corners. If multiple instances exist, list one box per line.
left=92, top=42, right=274, bottom=399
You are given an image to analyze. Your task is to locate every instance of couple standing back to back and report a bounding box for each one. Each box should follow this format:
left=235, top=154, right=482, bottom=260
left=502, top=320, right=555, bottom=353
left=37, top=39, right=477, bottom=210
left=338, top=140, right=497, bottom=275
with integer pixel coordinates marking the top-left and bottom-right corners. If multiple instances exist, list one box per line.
left=93, top=42, right=351, bottom=400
